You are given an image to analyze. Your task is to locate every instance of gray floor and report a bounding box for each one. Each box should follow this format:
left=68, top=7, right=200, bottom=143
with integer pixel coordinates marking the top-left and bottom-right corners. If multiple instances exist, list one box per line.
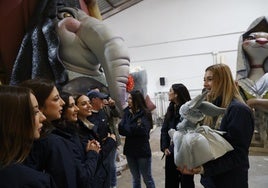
left=117, top=126, right=268, bottom=188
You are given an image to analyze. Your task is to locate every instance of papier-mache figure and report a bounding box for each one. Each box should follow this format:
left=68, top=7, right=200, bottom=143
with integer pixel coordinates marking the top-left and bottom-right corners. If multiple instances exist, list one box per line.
left=55, top=6, right=130, bottom=110
left=168, top=92, right=233, bottom=169
left=0, top=0, right=130, bottom=111
left=236, top=16, right=268, bottom=146
left=129, top=66, right=156, bottom=111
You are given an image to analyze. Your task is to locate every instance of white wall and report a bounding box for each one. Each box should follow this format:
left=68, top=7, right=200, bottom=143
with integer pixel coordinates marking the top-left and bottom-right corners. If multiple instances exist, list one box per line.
left=104, top=0, right=268, bottom=97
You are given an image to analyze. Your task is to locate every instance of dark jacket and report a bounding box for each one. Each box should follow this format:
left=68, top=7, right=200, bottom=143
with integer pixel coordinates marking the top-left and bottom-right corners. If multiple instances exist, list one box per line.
left=77, top=118, right=116, bottom=188
left=52, top=126, right=99, bottom=188
left=88, top=110, right=111, bottom=141
left=160, top=102, right=181, bottom=153
left=103, top=105, right=121, bottom=146
left=203, top=100, right=254, bottom=188
left=24, top=133, right=78, bottom=188
left=77, top=119, right=115, bottom=160
left=119, top=107, right=152, bottom=158
left=0, top=163, right=57, bottom=188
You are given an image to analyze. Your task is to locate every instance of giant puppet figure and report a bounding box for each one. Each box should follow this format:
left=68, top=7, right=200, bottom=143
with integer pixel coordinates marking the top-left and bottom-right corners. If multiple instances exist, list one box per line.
left=236, top=16, right=268, bottom=146
left=0, top=0, right=130, bottom=111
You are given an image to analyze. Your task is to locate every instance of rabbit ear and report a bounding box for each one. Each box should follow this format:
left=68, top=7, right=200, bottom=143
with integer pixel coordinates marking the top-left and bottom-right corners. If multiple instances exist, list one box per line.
left=188, top=91, right=208, bottom=109
left=198, top=101, right=226, bottom=116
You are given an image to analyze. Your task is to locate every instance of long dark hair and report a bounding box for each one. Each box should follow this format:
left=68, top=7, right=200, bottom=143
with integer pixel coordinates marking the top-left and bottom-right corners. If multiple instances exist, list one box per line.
left=0, top=85, right=34, bottom=167
left=19, top=78, right=56, bottom=137
left=19, top=78, right=55, bottom=108
left=129, top=90, right=153, bottom=129
left=54, top=91, right=79, bottom=134
left=165, top=83, right=191, bottom=121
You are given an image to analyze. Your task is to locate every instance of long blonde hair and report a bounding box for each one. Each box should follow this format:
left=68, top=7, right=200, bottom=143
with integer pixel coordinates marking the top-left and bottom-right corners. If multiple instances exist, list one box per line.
left=203, top=64, right=245, bottom=127
left=206, top=64, right=244, bottom=108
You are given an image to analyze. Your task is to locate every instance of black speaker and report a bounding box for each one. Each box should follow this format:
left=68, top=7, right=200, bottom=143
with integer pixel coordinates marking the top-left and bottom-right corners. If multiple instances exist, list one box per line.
left=160, top=77, right=165, bottom=86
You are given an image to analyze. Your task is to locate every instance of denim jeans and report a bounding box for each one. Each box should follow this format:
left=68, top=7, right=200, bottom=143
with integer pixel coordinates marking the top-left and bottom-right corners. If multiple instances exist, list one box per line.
left=126, top=156, right=155, bottom=188
left=110, top=147, right=117, bottom=187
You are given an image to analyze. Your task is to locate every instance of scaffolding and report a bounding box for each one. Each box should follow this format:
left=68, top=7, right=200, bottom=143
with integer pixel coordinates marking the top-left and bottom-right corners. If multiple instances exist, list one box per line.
left=152, top=92, right=169, bottom=126
left=152, top=89, right=202, bottom=126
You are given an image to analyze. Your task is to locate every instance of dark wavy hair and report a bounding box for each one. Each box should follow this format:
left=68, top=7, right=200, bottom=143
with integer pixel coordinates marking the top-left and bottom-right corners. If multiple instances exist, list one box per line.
left=165, top=83, right=191, bottom=121
left=54, top=91, right=78, bottom=133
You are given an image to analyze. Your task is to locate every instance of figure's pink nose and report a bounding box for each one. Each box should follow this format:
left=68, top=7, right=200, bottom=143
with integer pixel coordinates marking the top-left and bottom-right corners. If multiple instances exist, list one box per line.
left=58, top=17, right=80, bottom=33
left=256, top=38, right=268, bottom=45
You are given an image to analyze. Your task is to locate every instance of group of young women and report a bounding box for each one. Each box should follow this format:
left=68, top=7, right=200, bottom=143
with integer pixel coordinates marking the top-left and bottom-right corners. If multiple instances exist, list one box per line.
left=0, top=78, right=118, bottom=188
left=0, top=63, right=255, bottom=188
left=0, top=75, right=156, bottom=188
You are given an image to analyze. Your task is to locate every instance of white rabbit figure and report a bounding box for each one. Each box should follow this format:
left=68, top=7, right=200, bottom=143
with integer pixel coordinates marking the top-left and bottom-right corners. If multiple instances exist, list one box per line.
left=168, top=92, right=234, bottom=169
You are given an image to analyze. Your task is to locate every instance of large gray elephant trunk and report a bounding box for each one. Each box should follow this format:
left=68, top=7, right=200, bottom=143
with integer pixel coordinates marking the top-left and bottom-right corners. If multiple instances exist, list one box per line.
left=102, top=37, right=130, bottom=111
left=56, top=8, right=130, bottom=112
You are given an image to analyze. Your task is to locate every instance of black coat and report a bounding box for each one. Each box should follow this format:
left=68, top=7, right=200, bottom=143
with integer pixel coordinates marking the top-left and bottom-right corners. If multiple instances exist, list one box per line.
left=77, top=119, right=116, bottom=160
left=203, top=100, right=254, bottom=188
left=119, top=107, right=152, bottom=158
left=88, top=110, right=111, bottom=141
left=51, top=127, right=99, bottom=188
left=77, top=118, right=116, bottom=188
left=160, top=102, right=181, bottom=153
left=25, top=127, right=99, bottom=188
left=25, top=132, right=77, bottom=188
left=0, top=164, right=57, bottom=188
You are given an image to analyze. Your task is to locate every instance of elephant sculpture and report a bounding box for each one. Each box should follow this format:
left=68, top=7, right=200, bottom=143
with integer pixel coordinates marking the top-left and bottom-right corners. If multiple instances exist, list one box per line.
left=1, top=0, right=130, bottom=111
left=56, top=7, right=130, bottom=110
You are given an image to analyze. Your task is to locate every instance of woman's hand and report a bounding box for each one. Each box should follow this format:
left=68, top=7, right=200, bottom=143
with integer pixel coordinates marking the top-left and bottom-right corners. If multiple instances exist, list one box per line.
left=177, top=165, right=204, bottom=175
left=164, top=148, right=171, bottom=156
left=86, top=139, right=101, bottom=153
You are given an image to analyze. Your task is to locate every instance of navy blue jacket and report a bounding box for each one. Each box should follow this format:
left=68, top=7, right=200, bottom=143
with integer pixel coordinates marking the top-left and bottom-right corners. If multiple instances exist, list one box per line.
left=77, top=119, right=116, bottom=160
left=77, top=118, right=116, bottom=188
left=51, top=127, right=99, bottom=188
left=203, top=100, right=254, bottom=188
left=119, top=107, right=153, bottom=158
left=0, top=163, right=57, bottom=188
left=25, top=132, right=77, bottom=188
left=88, top=109, right=111, bottom=141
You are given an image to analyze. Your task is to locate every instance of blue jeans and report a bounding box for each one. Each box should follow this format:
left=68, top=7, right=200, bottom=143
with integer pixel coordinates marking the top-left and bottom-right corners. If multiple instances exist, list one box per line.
left=126, top=156, right=155, bottom=188
left=110, top=147, right=117, bottom=187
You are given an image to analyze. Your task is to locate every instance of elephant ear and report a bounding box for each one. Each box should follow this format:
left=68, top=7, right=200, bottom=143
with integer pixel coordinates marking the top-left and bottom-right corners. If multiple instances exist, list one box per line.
left=188, top=91, right=208, bottom=109
left=198, top=101, right=226, bottom=117
left=180, top=91, right=207, bottom=117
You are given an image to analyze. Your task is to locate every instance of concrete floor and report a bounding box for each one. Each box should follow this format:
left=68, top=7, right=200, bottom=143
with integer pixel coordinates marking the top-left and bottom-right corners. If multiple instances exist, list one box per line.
left=117, top=126, right=268, bottom=188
